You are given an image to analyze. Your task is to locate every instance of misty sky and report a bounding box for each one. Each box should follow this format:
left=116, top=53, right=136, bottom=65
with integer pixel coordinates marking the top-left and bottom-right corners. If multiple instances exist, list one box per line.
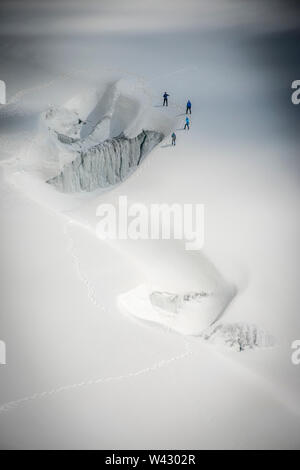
left=0, top=0, right=299, bottom=36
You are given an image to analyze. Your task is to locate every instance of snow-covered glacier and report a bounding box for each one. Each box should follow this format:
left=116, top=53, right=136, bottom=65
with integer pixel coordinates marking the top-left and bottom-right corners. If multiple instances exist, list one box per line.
left=47, top=129, right=163, bottom=192
left=5, top=71, right=261, bottom=343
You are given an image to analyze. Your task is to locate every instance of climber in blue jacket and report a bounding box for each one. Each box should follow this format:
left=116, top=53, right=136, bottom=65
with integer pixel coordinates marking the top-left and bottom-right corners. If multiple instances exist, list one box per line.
left=184, top=116, right=190, bottom=130
left=171, top=132, right=176, bottom=146
left=163, top=92, right=169, bottom=106
left=186, top=100, right=192, bottom=114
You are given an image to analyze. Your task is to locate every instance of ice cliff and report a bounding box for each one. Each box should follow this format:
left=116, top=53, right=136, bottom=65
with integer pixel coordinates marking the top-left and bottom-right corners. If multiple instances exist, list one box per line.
left=47, top=129, right=164, bottom=192
left=40, top=79, right=170, bottom=193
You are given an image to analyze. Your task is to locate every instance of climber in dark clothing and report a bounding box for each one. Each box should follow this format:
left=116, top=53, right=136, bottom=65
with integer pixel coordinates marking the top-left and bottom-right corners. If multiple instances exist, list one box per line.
left=186, top=100, right=192, bottom=114
left=171, top=132, right=176, bottom=146
left=163, top=92, right=169, bottom=106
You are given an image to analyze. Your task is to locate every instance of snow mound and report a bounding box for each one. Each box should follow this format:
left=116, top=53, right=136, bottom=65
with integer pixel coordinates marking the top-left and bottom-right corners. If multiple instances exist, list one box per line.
left=201, top=322, right=275, bottom=351
left=118, top=283, right=234, bottom=336
left=118, top=287, right=273, bottom=348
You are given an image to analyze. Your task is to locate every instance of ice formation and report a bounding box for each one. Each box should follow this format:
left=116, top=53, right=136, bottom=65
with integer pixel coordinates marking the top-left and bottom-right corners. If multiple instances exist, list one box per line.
left=201, top=322, right=275, bottom=351
left=47, top=130, right=163, bottom=192
left=150, top=290, right=210, bottom=315
left=31, top=79, right=171, bottom=193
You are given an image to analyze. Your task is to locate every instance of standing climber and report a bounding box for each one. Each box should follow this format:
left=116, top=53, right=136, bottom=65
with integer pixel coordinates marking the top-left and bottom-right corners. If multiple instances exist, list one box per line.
left=163, top=91, right=169, bottom=106
left=171, top=132, right=176, bottom=146
left=186, top=99, right=192, bottom=114
left=184, top=116, right=190, bottom=130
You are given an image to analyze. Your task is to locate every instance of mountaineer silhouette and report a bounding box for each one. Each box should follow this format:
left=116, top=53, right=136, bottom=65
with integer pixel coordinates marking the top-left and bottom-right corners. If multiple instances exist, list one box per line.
left=186, top=100, right=191, bottom=114
left=163, top=91, right=169, bottom=106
